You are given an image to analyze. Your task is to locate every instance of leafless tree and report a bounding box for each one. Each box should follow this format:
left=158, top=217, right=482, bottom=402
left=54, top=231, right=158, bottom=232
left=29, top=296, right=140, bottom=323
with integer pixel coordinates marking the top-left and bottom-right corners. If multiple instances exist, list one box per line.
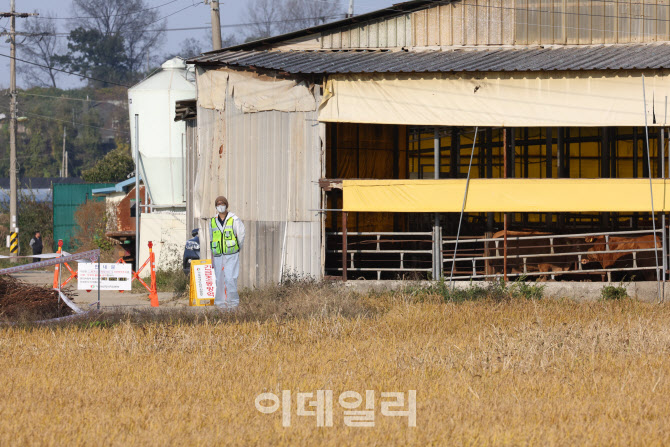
left=17, top=15, right=63, bottom=88
left=70, top=0, right=166, bottom=74
left=243, top=0, right=345, bottom=40
left=281, top=0, right=345, bottom=32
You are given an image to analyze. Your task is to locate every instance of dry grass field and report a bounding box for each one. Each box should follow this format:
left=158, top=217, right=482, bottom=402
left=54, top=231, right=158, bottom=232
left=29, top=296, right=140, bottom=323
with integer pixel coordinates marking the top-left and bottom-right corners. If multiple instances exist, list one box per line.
left=1, top=281, right=670, bottom=446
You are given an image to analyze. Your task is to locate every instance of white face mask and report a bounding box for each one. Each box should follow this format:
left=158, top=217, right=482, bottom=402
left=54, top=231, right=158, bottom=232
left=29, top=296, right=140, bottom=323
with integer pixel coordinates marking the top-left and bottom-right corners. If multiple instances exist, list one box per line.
left=216, top=205, right=227, bottom=213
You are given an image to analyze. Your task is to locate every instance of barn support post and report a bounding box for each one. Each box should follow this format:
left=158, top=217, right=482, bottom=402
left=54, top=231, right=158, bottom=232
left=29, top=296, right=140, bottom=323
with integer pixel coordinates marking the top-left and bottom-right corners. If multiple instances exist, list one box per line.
left=557, top=127, right=565, bottom=230
left=658, top=128, right=664, bottom=178
left=643, top=130, right=650, bottom=178
left=433, top=128, right=442, bottom=280
left=509, top=128, right=516, bottom=178
left=342, top=212, right=348, bottom=282
left=320, top=117, right=328, bottom=282
left=451, top=128, right=460, bottom=178
left=546, top=127, right=553, bottom=228
left=601, top=128, right=611, bottom=231
left=633, top=127, right=639, bottom=177
left=523, top=128, right=529, bottom=227
left=393, top=126, right=400, bottom=232
left=633, top=127, right=639, bottom=229
left=612, top=128, right=619, bottom=232
left=509, top=128, right=516, bottom=226
left=609, top=127, right=619, bottom=178
left=486, top=128, right=494, bottom=235
left=503, top=128, right=508, bottom=282
left=564, top=127, right=571, bottom=177
left=662, top=128, right=667, bottom=298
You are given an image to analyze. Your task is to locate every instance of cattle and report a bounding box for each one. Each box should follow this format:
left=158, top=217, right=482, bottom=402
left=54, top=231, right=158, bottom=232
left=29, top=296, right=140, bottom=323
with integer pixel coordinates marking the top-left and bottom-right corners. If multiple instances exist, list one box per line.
left=581, top=234, right=662, bottom=280
left=488, top=230, right=586, bottom=280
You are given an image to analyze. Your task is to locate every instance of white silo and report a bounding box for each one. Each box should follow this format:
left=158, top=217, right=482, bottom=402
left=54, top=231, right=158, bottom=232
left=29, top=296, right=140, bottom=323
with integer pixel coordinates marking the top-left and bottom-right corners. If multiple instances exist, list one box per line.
left=128, top=57, right=196, bottom=208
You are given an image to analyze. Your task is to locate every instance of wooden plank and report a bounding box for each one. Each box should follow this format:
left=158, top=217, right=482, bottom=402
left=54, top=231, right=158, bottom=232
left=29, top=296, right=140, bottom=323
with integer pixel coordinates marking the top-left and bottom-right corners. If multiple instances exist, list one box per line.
left=490, top=0, right=503, bottom=44
left=527, top=0, right=541, bottom=44
left=502, top=0, right=515, bottom=44
left=565, top=0, right=579, bottom=44
left=514, top=0, right=528, bottom=45
left=453, top=1, right=465, bottom=45
left=427, top=5, right=440, bottom=45
left=465, top=0, right=478, bottom=45
left=595, top=0, right=606, bottom=44
left=440, top=4, right=453, bottom=46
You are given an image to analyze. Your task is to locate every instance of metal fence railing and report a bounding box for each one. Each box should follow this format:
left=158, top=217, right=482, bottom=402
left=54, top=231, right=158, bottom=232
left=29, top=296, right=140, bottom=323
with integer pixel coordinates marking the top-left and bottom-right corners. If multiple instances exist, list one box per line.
left=326, top=228, right=667, bottom=282
left=326, top=232, right=433, bottom=280
left=443, top=229, right=664, bottom=282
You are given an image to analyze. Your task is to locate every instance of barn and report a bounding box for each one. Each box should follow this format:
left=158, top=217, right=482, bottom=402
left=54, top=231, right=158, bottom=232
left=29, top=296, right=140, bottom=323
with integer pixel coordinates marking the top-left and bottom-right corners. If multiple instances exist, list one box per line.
left=186, top=0, right=670, bottom=287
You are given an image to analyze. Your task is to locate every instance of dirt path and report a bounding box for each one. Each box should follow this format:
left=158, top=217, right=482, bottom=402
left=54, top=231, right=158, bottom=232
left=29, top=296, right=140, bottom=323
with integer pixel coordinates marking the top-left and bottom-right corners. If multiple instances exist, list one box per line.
left=11, top=270, right=187, bottom=308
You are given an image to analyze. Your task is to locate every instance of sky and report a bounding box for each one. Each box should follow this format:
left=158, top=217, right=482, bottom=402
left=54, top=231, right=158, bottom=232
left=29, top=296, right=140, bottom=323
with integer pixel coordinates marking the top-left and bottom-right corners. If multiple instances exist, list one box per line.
left=0, top=0, right=398, bottom=89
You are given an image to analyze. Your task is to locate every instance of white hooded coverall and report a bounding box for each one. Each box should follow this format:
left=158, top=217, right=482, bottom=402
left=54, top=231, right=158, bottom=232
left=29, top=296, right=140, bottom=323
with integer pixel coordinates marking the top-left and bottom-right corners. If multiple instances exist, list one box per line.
left=210, top=212, right=245, bottom=309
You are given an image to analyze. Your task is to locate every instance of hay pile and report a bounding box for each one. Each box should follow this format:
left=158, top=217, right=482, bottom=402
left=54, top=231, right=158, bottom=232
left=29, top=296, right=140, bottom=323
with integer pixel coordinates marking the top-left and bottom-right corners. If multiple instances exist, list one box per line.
left=0, top=275, right=75, bottom=321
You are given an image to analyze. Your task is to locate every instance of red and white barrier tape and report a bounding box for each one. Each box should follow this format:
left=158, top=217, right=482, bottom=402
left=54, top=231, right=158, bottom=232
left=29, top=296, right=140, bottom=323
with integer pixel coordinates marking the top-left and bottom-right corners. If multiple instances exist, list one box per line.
left=0, top=250, right=100, bottom=275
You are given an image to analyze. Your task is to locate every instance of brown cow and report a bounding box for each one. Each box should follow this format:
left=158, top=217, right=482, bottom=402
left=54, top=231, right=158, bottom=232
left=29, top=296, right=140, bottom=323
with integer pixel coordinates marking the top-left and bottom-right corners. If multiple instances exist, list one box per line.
left=581, top=234, right=662, bottom=280
left=489, top=230, right=585, bottom=279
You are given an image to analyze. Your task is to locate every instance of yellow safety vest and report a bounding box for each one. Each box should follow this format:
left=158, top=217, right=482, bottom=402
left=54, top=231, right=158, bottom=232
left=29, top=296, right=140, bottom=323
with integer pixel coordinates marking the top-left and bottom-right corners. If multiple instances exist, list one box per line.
left=211, top=216, right=239, bottom=255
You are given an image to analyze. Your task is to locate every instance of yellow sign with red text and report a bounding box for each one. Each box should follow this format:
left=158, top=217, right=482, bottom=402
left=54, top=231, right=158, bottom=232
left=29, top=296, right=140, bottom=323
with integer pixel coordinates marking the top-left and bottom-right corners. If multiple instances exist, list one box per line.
left=189, top=259, right=215, bottom=307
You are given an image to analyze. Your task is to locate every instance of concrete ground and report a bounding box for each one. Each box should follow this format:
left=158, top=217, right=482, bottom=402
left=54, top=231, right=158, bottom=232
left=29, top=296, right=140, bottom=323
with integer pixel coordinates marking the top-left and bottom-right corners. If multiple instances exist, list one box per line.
left=11, top=270, right=670, bottom=308
left=343, top=280, right=670, bottom=302
left=13, top=270, right=187, bottom=309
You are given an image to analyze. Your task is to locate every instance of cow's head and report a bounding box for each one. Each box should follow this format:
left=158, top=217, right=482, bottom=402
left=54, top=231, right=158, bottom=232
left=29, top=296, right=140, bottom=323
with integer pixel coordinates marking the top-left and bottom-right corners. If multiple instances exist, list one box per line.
left=581, top=236, right=605, bottom=265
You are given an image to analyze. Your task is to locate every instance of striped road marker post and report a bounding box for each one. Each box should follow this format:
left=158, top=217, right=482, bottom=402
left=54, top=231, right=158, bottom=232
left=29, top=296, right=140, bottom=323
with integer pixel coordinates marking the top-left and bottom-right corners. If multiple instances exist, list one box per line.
left=9, top=232, right=18, bottom=254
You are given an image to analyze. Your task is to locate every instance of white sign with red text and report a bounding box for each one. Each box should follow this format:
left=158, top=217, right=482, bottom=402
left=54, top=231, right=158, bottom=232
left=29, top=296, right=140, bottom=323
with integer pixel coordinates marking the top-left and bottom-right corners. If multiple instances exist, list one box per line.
left=193, top=262, right=216, bottom=299
left=78, top=263, right=132, bottom=290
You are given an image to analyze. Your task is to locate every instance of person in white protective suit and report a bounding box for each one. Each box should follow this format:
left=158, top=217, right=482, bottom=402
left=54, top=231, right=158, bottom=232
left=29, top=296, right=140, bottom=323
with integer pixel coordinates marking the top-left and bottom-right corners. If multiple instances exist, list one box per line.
left=210, top=196, right=245, bottom=309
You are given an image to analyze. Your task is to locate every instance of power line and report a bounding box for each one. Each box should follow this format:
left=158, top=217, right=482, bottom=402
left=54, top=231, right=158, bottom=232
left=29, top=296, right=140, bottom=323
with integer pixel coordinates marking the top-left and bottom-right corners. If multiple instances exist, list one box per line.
left=21, top=14, right=348, bottom=36
left=0, top=104, right=128, bottom=134
left=20, top=0, right=670, bottom=41
left=34, top=0, right=183, bottom=20
left=18, top=91, right=122, bottom=104
left=144, top=2, right=203, bottom=28
left=0, top=53, right=131, bottom=87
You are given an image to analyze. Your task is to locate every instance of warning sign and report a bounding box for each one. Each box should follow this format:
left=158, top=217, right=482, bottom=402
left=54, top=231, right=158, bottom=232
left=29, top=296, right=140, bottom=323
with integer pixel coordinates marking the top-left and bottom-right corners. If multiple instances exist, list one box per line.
left=189, top=259, right=215, bottom=306
left=78, top=263, right=132, bottom=291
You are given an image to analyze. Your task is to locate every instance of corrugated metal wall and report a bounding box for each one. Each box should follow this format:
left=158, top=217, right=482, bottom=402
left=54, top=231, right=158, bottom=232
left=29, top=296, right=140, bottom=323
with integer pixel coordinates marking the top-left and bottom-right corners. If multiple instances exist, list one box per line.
left=52, top=183, right=114, bottom=251
left=194, top=82, right=322, bottom=289
left=412, top=0, right=515, bottom=46
left=514, top=0, right=670, bottom=45
left=184, top=118, right=198, bottom=239
left=318, top=0, right=670, bottom=50
left=322, top=14, right=413, bottom=49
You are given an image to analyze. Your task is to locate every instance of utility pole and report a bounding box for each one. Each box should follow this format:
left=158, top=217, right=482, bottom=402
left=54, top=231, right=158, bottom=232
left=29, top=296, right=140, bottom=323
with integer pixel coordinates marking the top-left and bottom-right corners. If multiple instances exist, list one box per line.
left=61, top=127, right=66, bottom=178
left=347, top=0, right=355, bottom=18
left=209, top=0, right=222, bottom=50
left=1, top=3, right=37, bottom=259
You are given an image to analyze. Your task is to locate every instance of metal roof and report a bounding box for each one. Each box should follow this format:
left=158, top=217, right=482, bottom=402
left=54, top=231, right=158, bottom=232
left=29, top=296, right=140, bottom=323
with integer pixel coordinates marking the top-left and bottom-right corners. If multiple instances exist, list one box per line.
left=174, top=99, right=196, bottom=122
left=92, top=177, right=137, bottom=196
left=190, top=44, right=670, bottom=74
left=199, top=0, right=436, bottom=54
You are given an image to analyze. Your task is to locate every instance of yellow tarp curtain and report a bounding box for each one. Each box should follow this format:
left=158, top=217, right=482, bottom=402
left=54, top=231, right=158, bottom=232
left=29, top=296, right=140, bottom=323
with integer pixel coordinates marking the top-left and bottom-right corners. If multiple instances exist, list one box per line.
left=343, top=179, right=670, bottom=213
left=319, top=71, right=670, bottom=127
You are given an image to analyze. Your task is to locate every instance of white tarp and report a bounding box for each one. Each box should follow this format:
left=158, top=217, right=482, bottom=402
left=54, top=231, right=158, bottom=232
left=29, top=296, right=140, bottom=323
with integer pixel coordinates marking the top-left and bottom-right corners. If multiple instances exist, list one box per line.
left=319, top=71, right=670, bottom=127
left=197, top=68, right=315, bottom=113
left=196, top=68, right=228, bottom=110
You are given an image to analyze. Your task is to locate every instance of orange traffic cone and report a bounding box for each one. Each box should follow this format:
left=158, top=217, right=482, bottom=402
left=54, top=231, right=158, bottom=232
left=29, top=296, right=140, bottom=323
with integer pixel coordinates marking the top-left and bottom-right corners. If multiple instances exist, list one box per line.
left=148, top=241, right=159, bottom=307
left=52, top=240, right=63, bottom=289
